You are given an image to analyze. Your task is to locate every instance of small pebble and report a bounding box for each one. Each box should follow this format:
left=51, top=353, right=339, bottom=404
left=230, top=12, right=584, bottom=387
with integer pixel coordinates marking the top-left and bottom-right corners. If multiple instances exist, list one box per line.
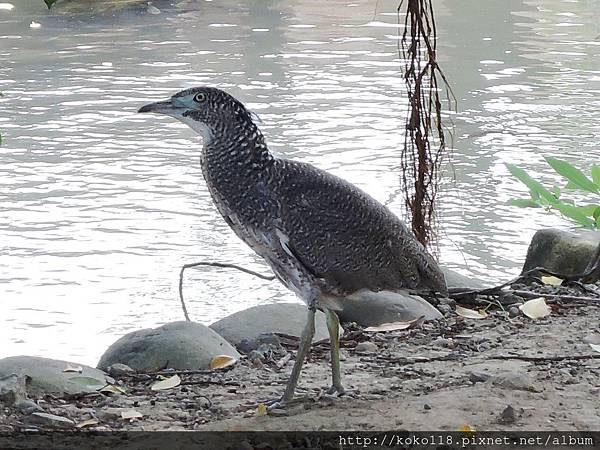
left=424, top=404, right=431, bottom=410
left=498, top=405, right=516, bottom=424
left=508, top=306, right=520, bottom=318
left=469, top=371, right=492, bottom=383
left=354, top=342, right=378, bottom=353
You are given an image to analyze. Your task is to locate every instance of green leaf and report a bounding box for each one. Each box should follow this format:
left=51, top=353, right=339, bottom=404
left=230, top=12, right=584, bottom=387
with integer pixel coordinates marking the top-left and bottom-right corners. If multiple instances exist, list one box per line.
left=508, top=199, right=541, bottom=208
left=550, top=186, right=561, bottom=199
left=578, top=204, right=600, bottom=216
left=68, top=376, right=106, bottom=390
left=44, top=0, right=59, bottom=9
left=594, top=206, right=600, bottom=220
left=592, top=165, right=600, bottom=187
left=506, top=164, right=557, bottom=205
left=552, top=202, right=596, bottom=228
left=545, top=157, right=598, bottom=193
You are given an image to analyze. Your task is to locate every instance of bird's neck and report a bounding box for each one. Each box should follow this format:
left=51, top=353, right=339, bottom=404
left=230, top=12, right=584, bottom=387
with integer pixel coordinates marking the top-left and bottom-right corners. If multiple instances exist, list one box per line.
left=202, top=120, right=274, bottom=171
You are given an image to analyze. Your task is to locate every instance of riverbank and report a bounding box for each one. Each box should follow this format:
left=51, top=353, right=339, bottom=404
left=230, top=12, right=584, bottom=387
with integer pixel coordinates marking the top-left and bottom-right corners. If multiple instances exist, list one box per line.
left=2, top=280, right=600, bottom=433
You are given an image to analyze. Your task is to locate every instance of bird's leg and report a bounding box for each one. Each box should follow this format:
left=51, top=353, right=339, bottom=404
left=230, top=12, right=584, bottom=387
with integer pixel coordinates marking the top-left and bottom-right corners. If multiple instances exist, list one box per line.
left=279, top=303, right=316, bottom=405
left=325, top=308, right=345, bottom=396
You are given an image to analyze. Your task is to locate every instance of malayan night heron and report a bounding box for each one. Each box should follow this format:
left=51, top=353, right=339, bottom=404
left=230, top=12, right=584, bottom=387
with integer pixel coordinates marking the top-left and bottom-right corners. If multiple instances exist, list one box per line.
left=138, top=87, right=447, bottom=405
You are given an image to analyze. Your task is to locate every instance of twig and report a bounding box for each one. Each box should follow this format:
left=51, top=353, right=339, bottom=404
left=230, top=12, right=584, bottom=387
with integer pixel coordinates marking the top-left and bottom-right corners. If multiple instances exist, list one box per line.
left=178, top=261, right=275, bottom=321
left=489, top=354, right=600, bottom=363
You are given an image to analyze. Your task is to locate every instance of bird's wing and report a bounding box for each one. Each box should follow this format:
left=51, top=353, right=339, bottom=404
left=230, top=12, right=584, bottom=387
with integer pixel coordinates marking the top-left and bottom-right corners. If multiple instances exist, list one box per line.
left=274, top=160, right=446, bottom=295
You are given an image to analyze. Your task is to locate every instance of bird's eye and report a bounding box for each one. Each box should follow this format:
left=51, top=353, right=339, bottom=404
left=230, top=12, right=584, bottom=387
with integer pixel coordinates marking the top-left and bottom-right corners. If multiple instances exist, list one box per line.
left=193, top=93, right=206, bottom=103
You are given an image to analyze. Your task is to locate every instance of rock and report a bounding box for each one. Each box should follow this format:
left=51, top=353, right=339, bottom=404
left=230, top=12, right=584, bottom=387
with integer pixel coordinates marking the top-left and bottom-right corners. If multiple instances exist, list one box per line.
left=442, top=267, right=488, bottom=290
left=14, top=399, right=44, bottom=415
left=469, top=371, right=492, bottom=383
left=490, top=371, right=540, bottom=392
left=106, top=363, right=135, bottom=377
left=96, top=408, right=122, bottom=422
left=27, top=412, right=75, bottom=428
left=339, top=291, right=442, bottom=327
left=354, top=342, right=378, bottom=353
left=210, top=304, right=331, bottom=347
left=508, top=306, right=521, bottom=318
left=522, top=229, right=600, bottom=282
left=0, top=356, right=109, bottom=398
left=97, top=321, right=240, bottom=371
left=238, top=333, right=283, bottom=355
left=0, top=374, right=27, bottom=406
left=498, top=405, right=517, bottom=424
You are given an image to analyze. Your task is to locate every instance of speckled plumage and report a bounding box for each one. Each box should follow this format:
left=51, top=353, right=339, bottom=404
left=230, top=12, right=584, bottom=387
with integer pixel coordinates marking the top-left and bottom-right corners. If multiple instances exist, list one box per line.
left=177, top=87, right=448, bottom=306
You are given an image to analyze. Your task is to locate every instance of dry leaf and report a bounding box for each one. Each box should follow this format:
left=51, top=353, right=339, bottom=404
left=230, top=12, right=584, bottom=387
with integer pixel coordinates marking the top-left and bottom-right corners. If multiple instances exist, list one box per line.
left=63, top=364, right=83, bottom=373
left=150, top=374, right=181, bottom=391
left=589, top=343, right=600, bottom=353
left=541, top=275, right=563, bottom=286
left=519, top=297, right=551, bottom=319
left=455, top=305, right=488, bottom=319
left=458, top=423, right=475, bottom=432
left=364, top=316, right=424, bottom=332
left=76, top=418, right=99, bottom=428
left=120, top=409, right=143, bottom=420
left=256, top=403, right=268, bottom=416
left=100, top=384, right=127, bottom=395
left=209, top=355, right=237, bottom=370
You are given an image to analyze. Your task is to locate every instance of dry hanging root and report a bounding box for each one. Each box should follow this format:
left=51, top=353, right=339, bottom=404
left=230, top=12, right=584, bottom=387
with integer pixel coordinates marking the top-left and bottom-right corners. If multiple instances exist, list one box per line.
left=398, top=0, right=456, bottom=250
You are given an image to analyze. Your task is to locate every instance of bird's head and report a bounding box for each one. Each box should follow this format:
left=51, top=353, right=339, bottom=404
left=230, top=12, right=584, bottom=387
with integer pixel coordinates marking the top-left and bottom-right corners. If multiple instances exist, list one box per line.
left=138, top=87, right=255, bottom=145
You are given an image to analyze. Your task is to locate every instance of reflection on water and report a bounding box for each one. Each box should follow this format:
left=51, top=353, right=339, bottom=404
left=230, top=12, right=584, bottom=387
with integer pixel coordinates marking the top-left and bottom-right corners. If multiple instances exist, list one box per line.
left=1, top=0, right=599, bottom=364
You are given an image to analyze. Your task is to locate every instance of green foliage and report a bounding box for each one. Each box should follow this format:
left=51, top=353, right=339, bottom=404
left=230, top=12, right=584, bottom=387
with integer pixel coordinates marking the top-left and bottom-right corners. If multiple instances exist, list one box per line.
left=44, top=0, right=58, bottom=9
left=507, top=157, right=600, bottom=229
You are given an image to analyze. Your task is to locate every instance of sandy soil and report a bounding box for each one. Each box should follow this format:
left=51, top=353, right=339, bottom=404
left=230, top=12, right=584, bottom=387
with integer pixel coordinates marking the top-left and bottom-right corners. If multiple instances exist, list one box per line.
left=3, top=283, right=600, bottom=434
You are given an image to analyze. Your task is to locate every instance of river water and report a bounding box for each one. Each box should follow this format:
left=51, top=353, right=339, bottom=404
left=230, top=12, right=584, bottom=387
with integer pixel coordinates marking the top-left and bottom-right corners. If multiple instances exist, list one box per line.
left=1, top=0, right=599, bottom=364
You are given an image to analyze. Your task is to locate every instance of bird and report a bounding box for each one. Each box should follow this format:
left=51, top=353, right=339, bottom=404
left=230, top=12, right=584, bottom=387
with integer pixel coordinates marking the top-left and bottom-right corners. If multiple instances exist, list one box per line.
left=138, top=86, right=447, bottom=406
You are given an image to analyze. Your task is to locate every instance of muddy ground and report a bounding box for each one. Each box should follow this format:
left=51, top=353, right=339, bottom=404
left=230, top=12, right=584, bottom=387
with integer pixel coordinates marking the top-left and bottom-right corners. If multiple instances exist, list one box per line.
left=2, top=284, right=600, bottom=434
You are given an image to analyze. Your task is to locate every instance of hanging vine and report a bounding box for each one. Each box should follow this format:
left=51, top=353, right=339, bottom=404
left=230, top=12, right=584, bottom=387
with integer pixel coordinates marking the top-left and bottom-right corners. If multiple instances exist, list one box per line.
left=397, top=0, right=456, bottom=250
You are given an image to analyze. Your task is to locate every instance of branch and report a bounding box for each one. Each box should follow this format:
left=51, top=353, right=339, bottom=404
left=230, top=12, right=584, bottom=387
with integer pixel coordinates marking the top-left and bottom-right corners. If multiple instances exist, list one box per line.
left=178, top=261, right=275, bottom=321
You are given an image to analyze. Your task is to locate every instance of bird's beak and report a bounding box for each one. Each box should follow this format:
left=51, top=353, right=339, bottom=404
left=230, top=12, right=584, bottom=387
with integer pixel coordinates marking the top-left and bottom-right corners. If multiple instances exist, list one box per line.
left=138, top=99, right=180, bottom=115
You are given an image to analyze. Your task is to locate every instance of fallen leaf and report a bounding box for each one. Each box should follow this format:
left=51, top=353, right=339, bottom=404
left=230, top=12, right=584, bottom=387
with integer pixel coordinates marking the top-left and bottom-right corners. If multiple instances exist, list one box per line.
left=519, top=297, right=551, bottom=319
left=455, top=305, right=488, bottom=319
left=364, top=316, right=424, bottom=332
left=150, top=374, right=181, bottom=391
left=458, top=423, right=475, bottom=432
left=76, top=418, right=99, bottom=428
left=589, top=343, right=600, bottom=353
left=120, top=409, right=143, bottom=420
left=255, top=403, right=268, bottom=416
left=100, top=384, right=127, bottom=395
left=68, top=376, right=106, bottom=390
left=209, top=355, right=237, bottom=370
left=63, top=364, right=83, bottom=373
left=541, top=275, right=563, bottom=286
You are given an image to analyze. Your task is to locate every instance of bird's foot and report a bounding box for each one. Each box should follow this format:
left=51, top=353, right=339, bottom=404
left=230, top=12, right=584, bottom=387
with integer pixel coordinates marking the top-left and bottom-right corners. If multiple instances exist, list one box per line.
left=325, top=384, right=350, bottom=398
left=258, top=395, right=305, bottom=411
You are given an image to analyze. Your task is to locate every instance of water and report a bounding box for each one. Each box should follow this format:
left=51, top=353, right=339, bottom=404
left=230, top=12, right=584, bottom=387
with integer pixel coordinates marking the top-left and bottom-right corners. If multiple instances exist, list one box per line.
left=1, top=0, right=599, bottom=365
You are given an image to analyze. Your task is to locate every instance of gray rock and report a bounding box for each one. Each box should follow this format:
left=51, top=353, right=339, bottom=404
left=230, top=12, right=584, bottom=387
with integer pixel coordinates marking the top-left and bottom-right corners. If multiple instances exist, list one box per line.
left=490, top=371, right=540, bottom=392
left=96, top=408, right=123, bottom=422
left=210, top=304, right=331, bottom=347
left=442, top=267, right=488, bottom=290
left=339, top=291, right=442, bottom=327
left=0, top=373, right=27, bottom=406
left=0, top=356, right=109, bottom=398
left=14, top=399, right=44, bottom=415
left=27, top=412, right=75, bottom=428
left=354, top=342, right=378, bottom=353
left=498, top=405, right=517, bottom=424
left=106, top=363, right=135, bottom=377
left=97, top=321, right=240, bottom=371
left=522, top=228, right=600, bottom=282
left=508, top=306, right=521, bottom=318
left=469, top=371, right=492, bottom=383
